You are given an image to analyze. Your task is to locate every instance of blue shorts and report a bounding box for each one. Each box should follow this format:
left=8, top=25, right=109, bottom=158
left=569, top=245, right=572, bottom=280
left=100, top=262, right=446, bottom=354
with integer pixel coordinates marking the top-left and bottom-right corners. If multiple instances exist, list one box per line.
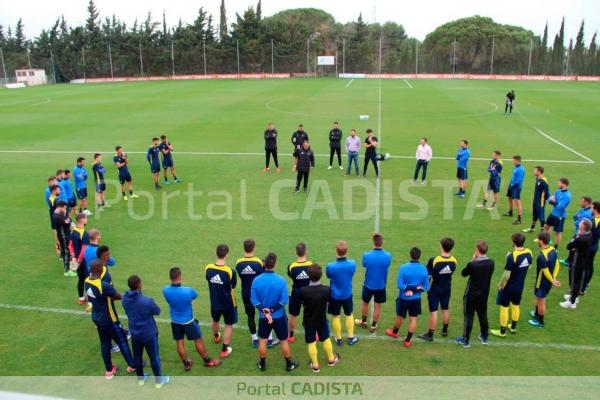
left=328, top=297, right=354, bottom=316
left=361, top=286, right=386, bottom=304
left=533, top=204, right=546, bottom=223
left=396, top=298, right=421, bottom=318
left=258, top=316, right=288, bottom=341
left=289, top=288, right=303, bottom=316
left=496, top=287, right=523, bottom=307
left=76, top=188, right=88, bottom=200
left=534, top=286, right=551, bottom=299
left=457, top=168, right=468, bottom=180
left=171, top=320, right=202, bottom=341
left=304, top=321, right=330, bottom=343
left=211, top=308, right=238, bottom=325
left=507, top=185, right=522, bottom=200
left=546, top=214, right=565, bottom=233
left=150, top=164, right=160, bottom=174
left=119, top=172, right=132, bottom=184
left=488, top=177, right=501, bottom=193
left=95, top=183, right=106, bottom=193
left=162, top=157, right=174, bottom=169
left=427, top=291, right=450, bottom=312
left=68, top=198, right=77, bottom=208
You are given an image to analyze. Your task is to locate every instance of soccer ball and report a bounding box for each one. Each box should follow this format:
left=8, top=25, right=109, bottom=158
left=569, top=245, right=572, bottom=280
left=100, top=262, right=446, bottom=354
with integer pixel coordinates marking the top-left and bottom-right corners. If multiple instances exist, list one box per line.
left=384, top=153, right=390, bottom=160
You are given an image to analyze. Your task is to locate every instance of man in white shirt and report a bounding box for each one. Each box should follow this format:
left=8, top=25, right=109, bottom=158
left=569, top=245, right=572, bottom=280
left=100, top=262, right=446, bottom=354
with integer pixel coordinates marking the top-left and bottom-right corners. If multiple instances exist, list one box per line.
left=414, top=138, right=432, bottom=184
left=345, top=129, right=361, bottom=176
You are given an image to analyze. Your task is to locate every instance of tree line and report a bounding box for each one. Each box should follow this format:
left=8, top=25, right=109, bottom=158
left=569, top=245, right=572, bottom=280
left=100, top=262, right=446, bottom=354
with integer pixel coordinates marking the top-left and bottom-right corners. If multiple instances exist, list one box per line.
left=0, top=1, right=598, bottom=82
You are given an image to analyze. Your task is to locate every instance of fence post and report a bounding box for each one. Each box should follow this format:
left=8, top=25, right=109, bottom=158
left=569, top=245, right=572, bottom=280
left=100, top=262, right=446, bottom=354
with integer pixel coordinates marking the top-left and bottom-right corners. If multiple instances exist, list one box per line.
left=271, top=39, right=274, bottom=74
left=236, top=40, right=240, bottom=75
left=0, top=48, right=7, bottom=84
left=565, top=47, right=571, bottom=76
left=139, top=43, right=144, bottom=77
left=527, top=38, right=533, bottom=75
left=82, top=46, right=86, bottom=79
left=171, top=41, right=175, bottom=76
left=202, top=40, right=207, bottom=75
left=452, top=38, right=457, bottom=76
left=49, top=49, right=57, bottom=83
left=342, top=38, right=345, bottom=74
left=490, top=35, right=495, bottom=75
left=335, top=50, right=338, bottom=77
left=108, top=43, right=114, bottom=78
left=306, top=38, right=310, bottom=74
left=415, top=41, right=419, bottom=74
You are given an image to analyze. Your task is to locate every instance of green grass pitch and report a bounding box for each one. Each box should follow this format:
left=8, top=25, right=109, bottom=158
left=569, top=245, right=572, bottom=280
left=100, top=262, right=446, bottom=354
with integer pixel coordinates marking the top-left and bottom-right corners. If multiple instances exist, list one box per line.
left=0, top=77, right=599, bottom=376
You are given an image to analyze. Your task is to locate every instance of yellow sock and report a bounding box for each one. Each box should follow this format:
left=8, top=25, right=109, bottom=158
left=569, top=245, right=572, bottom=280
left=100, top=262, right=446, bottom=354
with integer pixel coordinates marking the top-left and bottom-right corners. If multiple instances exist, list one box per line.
left=510, top=303, right=520, bottom=322
left=499, top=306, right=509, bottom=327
left=345, top=314, right=355, bottom=338
left=322, top=338, right=335, bottom=362
left=332, top=316, right=342, bottom=340
left=307, top=342, right=318, bottom=366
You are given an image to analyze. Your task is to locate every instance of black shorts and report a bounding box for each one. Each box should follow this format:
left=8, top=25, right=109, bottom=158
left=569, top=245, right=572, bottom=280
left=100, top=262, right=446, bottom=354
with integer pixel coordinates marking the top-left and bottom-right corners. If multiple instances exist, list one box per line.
left=546, top=214, right=565, bottom=233
left=396, top=298, right=421, bottom=318
left=361, top=286, right=386, bottom=304
left=328, top=297, right=354, bottom=316
left=457, top=167, right=468, bottom=180
left=171, top=320, right=202, bottom=341
left=95, top=183, right=106, bottom=193
left=304, top=321, right=330, bottom=343
left=427, top=291, right=451, bottom=312
left=533, top=204, right=546, bottom=221
left=289, top=288, right=303, bottom=316
left=258, top=316, right=288, bottom=341
left=68, top=198, right=77, bottom=208
left=506, top=185, right=522, bottom=200
left=76, top=188, right=88, bottom=200
left=150, top=164, right=160, bottom=174
left=488, top=177, right=501, bottom=193
left=497, top=287, right=524, bottom=307
left=211, top=308, right=238, bottom=325
left=162, top=157, right=174, bottom=168
left=118, top=172, right=132, bottom=184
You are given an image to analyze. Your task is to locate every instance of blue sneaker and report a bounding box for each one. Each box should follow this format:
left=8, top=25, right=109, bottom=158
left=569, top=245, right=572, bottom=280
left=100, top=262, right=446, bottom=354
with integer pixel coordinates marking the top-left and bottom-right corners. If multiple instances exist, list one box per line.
left=478, top=334, right=489, bottom=345
left=252, top=339, right=259, bottom=348
left=455, top=336, right=471, bottom=348
left=334, top=338, right=344, bottom=346
left=155, top=376, right=170, bottom=389
left=455, top=191, right=462, bottom=196
left=267, top=338, right=279, bottom=348
left=458, top=193, right=465, bottom=198
left=528, top=319, right=544, bottom=328
left=347, top=336, right=359, bottom=346
left=164, top=180, right=171, bottom=185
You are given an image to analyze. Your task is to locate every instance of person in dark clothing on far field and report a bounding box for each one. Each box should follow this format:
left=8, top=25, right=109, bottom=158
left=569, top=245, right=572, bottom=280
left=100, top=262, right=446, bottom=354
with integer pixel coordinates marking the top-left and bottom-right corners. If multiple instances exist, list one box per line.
left=505, top=90, right=515, bottom=114
left=455, top=240, right=495, bottom=348
left=264, top=123, right=280, bottom=172
left=328, top=122, right=343, bottom=170
left=293, top=141, right=315, bottom=193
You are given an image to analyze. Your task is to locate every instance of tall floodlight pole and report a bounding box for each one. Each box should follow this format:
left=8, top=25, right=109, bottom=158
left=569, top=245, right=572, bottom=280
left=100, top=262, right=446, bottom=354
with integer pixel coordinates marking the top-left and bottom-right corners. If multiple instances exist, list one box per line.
left=82, top=46, right=86, bottom=79
left=342, top=38, right=346, bottom=74
left=236, top=40, right=240, bottom=74
left=452, top=38, right=457, bottom=75
left=0, top=48, right=7, bottom=84
left=27, top=48, right=33, bottom=70
left=271, top=39, right=274, bottom=74
left=379, top=33, right=383, bottom=75
left=565, top=47, right=571, bottom=76
left=527, top=38, right=533, bottom=75
left=49, top=49, right=57, bottom=83
left=335, top=50, right=338, bottom=77
left=171, top=41, right=175, bottom=76
left=415, top=41, right=419, bottom=74
left=306, top=38, right=310, bottom=74
left=139, top=43, right=144, bottom=77
left=202, top=40, right=207, bottom=75
left=490, top=35, right=495, bottom=75
left=108, top=43, right=114, bottom=78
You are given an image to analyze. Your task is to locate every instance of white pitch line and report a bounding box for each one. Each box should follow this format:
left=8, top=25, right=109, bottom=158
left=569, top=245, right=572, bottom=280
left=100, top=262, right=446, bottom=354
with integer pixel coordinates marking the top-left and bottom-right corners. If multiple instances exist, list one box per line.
left=374, top=73, right=383, bottom=233
left=1, top=303, right=599, bottom=352
left=345, top=79, right=354, bottom=88
left=403, top=79, right=413, bottom=89
left=516, top=110, right=594, bottom=164
left=0, top=150, right=592, bottom=164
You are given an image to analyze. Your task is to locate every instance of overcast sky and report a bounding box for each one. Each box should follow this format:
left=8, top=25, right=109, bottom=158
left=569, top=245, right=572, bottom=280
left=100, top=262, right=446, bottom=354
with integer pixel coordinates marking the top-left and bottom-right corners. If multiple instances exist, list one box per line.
left=1, top=0, right=598, bottom=44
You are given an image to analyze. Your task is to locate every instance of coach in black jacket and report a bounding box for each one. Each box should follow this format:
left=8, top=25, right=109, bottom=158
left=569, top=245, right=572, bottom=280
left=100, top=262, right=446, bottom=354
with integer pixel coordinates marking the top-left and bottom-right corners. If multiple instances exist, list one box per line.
left=457, top=240, right=495, bottom=347
left=328, top=122, right=343, bottom=169
left=564, top=219, right=593, bottom=307
left=293, top=141, right=315, bottom=193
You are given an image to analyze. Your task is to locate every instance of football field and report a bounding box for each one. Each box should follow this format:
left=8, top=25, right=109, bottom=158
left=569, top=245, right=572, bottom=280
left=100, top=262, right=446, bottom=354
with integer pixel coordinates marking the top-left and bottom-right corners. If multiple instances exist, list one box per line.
left=0, top=77, right=599, bottom=377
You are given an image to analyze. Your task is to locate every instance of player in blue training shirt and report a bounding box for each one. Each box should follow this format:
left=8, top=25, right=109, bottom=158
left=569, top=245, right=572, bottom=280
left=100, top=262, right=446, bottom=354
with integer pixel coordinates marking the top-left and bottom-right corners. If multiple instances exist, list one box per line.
left=235, top=239, right=271, bottom=347
left=73, top=157, right=91, bottom=216
left=92, top=153, right=110, bottom=210
left=251, top=252, right=299, bottom=372
left=326, top=241, right=359, bottom=346
left=385, top=247, right=430, bottom=348
left=455, top=139, right=470, bottom=198
left=528, top=231, right=561, bottom=328
left=84, top=260, right=136, bottom=379
left=58, top=169, right=76, bottom=216
left=147, top=137, right=162, bottom=190
left=287, top=242, right=314, bottom=343
left=356, top=233, right=392, bottom=333
left=419, top=237, right=457, bottom=342
left=205, top=244, right=238, bottom=359
left=544, top=177, right=572, bottom=251
left=490, top=233, right=533, bottom=338
left=159, top=134, right=181, bottom=184
left=524, top=166, right=550, bottom=233
left=114, top=146, right=138, bottom=200
left=478, top=150, right=503, bottom=210
left=163, top=267, right=221, bottom=371
left=504, top=155, right=525, bottom=225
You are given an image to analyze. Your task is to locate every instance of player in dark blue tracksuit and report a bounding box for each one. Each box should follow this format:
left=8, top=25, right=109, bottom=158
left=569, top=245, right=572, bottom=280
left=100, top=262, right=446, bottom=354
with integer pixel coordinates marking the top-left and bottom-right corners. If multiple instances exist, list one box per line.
left=122, top=275, right=170, bottom=388
left=147, top=137, right=162, bottom=190
left=158, top=134, right=182, bottom=184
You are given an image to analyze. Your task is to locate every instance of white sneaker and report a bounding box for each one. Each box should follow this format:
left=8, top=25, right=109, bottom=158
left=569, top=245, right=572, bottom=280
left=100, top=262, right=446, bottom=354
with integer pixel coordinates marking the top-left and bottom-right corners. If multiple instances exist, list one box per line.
left=339, top=166, right=344, bottom=170
left=327, top=166, right=333, bottom=170
left=476, top=204, right=486, bottom=209
left=420, top=181, right=426, bottom=185
left=563, top=294, right=580, bottom=303
left=84, top=210, right=93, bottom=216
left=559, top=300, right=576, bottom=309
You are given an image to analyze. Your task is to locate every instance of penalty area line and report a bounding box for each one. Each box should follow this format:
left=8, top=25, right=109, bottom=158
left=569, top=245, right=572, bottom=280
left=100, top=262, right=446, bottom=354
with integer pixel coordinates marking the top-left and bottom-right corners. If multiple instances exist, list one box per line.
left=1, top=303, right=599, bottom=352
left=345, top=79, right=354, bottom=88
left=403, top=79, right=413, bottom=89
